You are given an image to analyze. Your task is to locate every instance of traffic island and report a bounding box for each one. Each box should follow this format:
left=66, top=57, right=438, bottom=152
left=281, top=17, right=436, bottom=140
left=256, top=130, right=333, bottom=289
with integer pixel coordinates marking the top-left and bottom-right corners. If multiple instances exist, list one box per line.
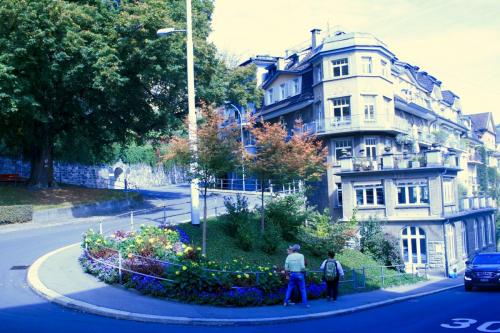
left=27, top=243, right=463, bottom=326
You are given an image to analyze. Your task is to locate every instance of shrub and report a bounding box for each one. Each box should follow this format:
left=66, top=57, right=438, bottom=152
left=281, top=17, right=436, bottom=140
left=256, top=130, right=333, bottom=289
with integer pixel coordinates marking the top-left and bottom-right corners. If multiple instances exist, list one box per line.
left=261, top=222, right=282, bottom=254
left=265, top=194, right=307, bottom=241
left=223, top=194, right=251, bottom=234
left=235, top=219, right=255, bottom=251
left=0, top=205, right=33, bottom=224
left=359, top=217, right=403, bottom=267
left=298, top=209, right=357, bottom=256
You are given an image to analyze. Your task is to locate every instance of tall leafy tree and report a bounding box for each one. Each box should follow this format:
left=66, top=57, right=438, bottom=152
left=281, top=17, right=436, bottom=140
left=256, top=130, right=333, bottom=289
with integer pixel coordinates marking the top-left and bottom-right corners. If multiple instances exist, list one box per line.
left=0, top=0, right=229, bottom=187
left=163, top=105, right=241, bottom=256
left=245, top=118, right=327, bottom=234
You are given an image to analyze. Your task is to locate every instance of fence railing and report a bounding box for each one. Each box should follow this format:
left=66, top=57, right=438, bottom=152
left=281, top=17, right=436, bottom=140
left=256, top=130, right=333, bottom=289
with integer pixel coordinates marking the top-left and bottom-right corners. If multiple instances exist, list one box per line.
left=202, top=178, right=303, bottom=194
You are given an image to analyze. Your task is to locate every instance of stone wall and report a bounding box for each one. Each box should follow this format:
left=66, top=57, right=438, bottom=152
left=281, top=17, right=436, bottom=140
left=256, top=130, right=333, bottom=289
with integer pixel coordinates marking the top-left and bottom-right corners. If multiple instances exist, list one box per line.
left=0, top=156, right=187, bottom=189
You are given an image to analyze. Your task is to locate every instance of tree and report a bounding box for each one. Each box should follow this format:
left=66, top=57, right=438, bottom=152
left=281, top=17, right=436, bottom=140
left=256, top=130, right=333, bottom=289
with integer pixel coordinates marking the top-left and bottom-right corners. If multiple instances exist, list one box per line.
left=163, top=105, right=241, bottom=256
left=0, top=0, right=230, bottom=187
left=244, top=118, right=327, bottom=234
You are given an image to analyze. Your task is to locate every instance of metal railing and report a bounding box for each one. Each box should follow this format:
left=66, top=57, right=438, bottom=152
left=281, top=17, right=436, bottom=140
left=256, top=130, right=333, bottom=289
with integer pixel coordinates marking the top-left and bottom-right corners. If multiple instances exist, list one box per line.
left=201, top=178, right=304, bottom=194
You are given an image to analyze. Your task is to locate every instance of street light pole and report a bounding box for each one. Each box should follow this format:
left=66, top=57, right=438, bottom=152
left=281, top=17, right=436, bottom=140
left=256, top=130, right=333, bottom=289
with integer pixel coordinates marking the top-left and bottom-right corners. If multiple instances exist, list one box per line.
left=227, top=103, right=246, bottom=191
left=157, top=0, right=199, bottom=225
left=185, top=0, right=200, bottom=225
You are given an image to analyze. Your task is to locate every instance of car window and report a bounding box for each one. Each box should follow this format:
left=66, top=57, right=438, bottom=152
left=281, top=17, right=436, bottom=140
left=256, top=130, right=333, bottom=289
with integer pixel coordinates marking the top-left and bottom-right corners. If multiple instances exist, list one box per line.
left=472, top=254, right=500, bottom=265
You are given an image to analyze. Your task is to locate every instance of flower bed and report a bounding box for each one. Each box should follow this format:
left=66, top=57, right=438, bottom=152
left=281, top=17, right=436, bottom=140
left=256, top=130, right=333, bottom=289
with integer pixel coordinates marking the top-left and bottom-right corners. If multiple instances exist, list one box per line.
left=80, top=225, right=326, bottom=306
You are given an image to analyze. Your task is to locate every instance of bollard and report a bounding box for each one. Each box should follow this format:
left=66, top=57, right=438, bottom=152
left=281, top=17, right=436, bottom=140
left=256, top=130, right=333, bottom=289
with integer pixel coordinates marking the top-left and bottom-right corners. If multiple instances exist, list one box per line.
left=361, top=267, right=366, bottom=288
left=99, top=220, right=103, bottom=235
left=381, top=266, right=385, bottom=288
left=352, top=268, right=356, bottom=289
left=118, top=251, right=123, bottom=284
left=130, top=211, right=134, bottom=232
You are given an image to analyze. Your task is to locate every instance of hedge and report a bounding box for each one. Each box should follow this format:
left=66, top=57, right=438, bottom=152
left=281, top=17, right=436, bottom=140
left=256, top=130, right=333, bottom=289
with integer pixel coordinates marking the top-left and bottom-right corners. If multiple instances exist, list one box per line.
left=0, top=205, right=33, bottom=224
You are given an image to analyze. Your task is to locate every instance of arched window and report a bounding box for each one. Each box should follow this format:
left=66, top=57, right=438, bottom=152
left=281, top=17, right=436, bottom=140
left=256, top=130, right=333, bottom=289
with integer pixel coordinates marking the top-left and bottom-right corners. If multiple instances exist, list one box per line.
left=401, top=227, right=427, bottom=265
left=473, top=221, right=479, bottom=250
left=446, top=223, right=456, bottom=262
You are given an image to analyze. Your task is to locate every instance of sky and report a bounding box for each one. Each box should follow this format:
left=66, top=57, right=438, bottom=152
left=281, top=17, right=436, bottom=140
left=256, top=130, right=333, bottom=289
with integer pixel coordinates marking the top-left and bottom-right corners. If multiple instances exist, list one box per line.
left=209, top=0, right=500, bottom=119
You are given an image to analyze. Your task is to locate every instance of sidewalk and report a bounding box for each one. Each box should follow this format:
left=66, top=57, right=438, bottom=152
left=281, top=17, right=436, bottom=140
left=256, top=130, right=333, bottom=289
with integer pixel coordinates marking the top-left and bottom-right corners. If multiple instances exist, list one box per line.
left=28, top=243, right=463, bottom=326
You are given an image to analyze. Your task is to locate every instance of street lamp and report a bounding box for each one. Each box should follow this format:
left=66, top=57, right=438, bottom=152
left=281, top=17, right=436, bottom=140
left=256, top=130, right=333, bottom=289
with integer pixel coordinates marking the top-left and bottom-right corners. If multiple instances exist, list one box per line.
left=157, top=0, right=199, bottom=225
left=226, top=103, right=246, bottom=191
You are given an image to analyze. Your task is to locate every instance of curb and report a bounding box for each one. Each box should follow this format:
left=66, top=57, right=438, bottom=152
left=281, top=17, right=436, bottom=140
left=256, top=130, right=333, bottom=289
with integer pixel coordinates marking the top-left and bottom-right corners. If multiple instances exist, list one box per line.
left=27, top=245, right=463, bottom=326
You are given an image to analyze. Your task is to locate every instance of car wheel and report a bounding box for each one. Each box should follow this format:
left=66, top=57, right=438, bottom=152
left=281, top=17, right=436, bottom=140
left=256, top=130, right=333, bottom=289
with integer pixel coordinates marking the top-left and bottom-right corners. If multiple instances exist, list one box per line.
left=464, top=283, right=473, bottom=292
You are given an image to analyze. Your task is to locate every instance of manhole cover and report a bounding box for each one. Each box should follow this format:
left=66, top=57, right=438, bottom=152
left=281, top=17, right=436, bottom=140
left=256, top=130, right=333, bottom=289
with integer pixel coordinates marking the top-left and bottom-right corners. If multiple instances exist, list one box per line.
left=10, top=265, right=30, bottom=270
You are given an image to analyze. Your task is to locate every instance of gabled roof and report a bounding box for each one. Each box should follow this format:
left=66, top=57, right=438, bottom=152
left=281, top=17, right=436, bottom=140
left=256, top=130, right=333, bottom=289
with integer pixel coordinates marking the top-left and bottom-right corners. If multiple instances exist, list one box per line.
left=415, top=71, right=441, bottom=93
left=442, top=90, right=458, bottom=106
left=469, top=112, right=492, bottom=132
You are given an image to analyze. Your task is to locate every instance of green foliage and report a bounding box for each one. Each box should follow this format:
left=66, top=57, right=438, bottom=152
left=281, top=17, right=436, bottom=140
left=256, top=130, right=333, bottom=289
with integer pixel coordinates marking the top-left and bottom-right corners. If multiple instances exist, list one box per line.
left=223, top=194, right=251, bottom=234
left=359, top=217, right=403, bottom=267
left=298, top=209, right=357, bottom=256
left=0, top=205, right=33, bottom=224
left=261, top=221, right=283, bottom=254
left=120, top=142, right=157, bottom=166
left=457, top=182, right=468, bottom=198
left=265, top=194, right=307, bottom=241
left=433, top=129, right=449, bottom=145
left=486, top=166, right=499, bottom=200
left=0, top=0, right=259, bottom=186
left=236, top=219, right=256, bottom=252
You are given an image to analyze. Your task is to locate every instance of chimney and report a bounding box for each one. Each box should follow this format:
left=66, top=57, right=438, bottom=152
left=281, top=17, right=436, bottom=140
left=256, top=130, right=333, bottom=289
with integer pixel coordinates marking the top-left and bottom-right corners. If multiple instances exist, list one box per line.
left=277, top=57, right=286, bottom=70
left=311, top=28, right=321, bottom=49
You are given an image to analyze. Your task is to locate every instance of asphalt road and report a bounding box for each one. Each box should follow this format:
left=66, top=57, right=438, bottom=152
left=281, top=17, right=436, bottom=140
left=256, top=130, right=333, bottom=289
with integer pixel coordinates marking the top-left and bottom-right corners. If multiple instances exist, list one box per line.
left=0, top=186, right=498, bottom=333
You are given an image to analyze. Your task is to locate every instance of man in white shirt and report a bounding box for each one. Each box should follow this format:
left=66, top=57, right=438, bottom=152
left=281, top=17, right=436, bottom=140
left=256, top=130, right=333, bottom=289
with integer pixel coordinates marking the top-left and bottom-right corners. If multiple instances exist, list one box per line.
left=284, top=244, right=309, bottom=307
left=320, top=251, right=344, bottom=301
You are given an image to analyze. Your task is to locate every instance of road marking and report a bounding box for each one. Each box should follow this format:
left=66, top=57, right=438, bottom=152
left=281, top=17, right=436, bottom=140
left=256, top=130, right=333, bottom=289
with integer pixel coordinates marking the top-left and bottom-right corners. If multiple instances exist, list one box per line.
left=441, top=319, right=500, bottom=331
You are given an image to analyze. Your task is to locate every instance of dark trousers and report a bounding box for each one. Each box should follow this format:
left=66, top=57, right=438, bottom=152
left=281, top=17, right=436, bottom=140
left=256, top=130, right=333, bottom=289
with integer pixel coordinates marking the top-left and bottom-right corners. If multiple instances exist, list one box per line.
left=326, top=277, right=339, bottom=300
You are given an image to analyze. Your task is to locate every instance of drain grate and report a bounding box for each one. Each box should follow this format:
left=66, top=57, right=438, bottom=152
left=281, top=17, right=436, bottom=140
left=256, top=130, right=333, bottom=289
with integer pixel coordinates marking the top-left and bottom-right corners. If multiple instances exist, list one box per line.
left=10, top=265, right=30, bottom=270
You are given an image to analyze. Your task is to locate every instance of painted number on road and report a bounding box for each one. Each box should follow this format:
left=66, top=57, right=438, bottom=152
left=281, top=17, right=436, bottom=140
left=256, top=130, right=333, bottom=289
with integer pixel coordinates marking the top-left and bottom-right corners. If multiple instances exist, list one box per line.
left=441, top=319, right=500, bottom=332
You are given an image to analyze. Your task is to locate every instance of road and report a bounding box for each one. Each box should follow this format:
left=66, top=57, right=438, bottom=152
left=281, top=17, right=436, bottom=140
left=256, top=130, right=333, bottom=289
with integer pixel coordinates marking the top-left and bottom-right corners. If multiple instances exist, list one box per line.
left=0, top=185, right=498, bottom=333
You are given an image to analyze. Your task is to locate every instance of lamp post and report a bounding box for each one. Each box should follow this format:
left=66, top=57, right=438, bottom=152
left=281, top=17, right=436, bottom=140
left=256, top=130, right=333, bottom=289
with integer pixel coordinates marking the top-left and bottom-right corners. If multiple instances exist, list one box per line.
left=226, top=103, right=246, bottom=191
left=157, top=0, right=199, bottom=225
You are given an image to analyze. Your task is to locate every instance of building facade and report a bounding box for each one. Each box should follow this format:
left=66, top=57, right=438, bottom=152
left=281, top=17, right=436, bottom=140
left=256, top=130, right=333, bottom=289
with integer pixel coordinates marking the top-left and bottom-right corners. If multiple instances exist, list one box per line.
left=244, top=29, right=497, bottom=275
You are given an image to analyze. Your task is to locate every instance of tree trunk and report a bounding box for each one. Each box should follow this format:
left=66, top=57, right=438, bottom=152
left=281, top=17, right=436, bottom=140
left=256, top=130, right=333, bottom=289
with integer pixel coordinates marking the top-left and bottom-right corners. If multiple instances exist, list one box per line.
left=202, top=185, right=208, bottom=256
left=28, top=125, right=54, bottom=188
left=260, top=179, right=265, bottom=234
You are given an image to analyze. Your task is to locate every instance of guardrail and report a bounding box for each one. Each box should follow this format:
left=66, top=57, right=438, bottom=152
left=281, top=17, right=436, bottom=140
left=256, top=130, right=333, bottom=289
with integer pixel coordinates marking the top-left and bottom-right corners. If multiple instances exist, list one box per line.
left=203, top=178, right=303, bottom=194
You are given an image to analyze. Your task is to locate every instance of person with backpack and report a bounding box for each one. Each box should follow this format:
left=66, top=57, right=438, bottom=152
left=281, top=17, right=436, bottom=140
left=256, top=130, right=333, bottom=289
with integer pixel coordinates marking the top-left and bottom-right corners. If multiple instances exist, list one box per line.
left=284, top=244, right=309, bottom=307
left=320, top=251, right=344, bottom=301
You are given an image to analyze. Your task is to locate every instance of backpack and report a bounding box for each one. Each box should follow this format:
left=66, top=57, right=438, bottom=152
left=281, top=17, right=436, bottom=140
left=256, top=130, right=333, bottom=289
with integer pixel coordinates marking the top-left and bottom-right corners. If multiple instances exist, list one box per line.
left=324, top=260, right=338, bottom=281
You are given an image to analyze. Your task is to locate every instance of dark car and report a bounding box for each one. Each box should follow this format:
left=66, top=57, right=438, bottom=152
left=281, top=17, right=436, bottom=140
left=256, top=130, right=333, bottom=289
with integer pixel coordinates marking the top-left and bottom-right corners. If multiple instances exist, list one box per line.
left=464, top=252, right=500, bottom=291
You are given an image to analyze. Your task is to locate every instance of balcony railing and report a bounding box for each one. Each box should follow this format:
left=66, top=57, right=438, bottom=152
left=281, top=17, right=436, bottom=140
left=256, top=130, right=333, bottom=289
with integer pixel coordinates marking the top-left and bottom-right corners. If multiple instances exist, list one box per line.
left=339, top=149, right=459, bottom=172
left=458, top=196, right=497, bottom=211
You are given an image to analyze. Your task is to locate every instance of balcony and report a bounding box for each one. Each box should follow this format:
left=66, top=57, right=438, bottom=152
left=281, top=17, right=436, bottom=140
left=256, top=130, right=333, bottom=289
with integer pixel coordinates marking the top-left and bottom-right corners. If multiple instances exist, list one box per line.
left=458, top=196, right=497, bottom=211
left=339, top=149, right=459, bottom=173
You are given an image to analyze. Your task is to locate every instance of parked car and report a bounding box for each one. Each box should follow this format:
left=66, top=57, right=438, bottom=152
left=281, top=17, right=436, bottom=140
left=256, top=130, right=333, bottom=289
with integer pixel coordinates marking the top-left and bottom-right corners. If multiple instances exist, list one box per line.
left=464, top=253, right=500, bottom=291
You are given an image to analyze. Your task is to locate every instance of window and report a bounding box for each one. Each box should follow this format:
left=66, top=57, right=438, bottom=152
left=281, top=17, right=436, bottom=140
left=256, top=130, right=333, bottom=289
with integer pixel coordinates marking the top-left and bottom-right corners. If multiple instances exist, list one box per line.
left=461, top=222, right=468, bottom=256
left=443, top=179, right=454, bottom=205
left=335, top=139, right=352, bottom=160
left=446, top=223, right=457, bottom=262
left=331, top=97, right=351, bottom=124
left=480, top=219, right=486, bottom=247
left=381, top=60, right=388, bottom=76
left=474, top=220, right=479, bottom=250
left=397, top=181, right=429, bottom=205
left=332, top=58, right=349, bottom=77
left=401, top=227, right=427, bottom=265
left=279, top=84, right=286, bottom=100
left=292, top=79, right=300, bottom=95
left=315, top=64, right=323, bottom=83
left=363, top=95, right=376, bottom=122
left=267, top=89, right=274, bottom=104
left=361, top=56, right=372, bottom=74
left=355, top=184, right=384, bottom=206
left=337, top=183, right=343, bottom=207
left=365, top=138, right=377, bottom=160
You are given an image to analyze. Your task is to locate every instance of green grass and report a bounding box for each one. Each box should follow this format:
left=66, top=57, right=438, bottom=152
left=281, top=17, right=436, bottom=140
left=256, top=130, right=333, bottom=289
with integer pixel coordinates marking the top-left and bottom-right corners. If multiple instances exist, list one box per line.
left=179, top=217, right=424, bottom=292
left=0, top=183, right=141, bottom=211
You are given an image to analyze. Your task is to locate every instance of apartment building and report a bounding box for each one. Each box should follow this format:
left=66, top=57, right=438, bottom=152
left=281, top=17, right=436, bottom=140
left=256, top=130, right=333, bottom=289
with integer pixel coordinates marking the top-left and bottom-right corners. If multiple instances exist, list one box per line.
left=244, top=29, right=497, bottom=275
